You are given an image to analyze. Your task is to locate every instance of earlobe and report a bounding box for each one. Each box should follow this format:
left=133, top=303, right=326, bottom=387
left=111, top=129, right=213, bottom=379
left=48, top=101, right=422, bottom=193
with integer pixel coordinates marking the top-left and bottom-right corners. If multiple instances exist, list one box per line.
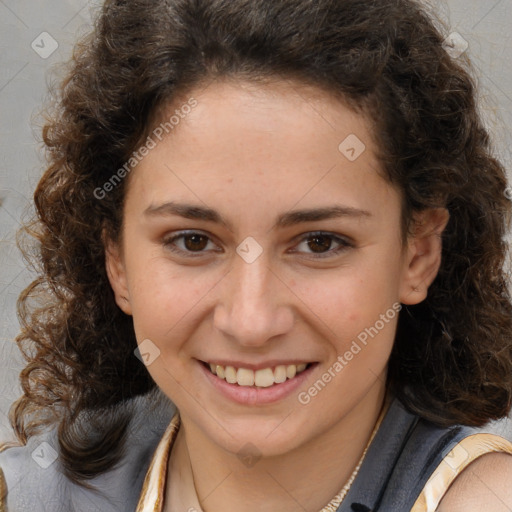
left=399, top=208, right=449, bottom=305
left=104, top=236, right=133, bottom=316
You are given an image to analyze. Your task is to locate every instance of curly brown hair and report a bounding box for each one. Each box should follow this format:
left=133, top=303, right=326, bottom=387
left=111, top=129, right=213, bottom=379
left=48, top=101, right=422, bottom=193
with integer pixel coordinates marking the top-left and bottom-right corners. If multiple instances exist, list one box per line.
left=10, top=0, right=512, bottom=485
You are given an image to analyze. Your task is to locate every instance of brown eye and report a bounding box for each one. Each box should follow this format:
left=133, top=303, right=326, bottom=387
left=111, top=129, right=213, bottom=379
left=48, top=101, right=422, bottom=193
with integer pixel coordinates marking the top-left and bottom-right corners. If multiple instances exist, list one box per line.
left=292, top=232, right=353, bottom=259
left=163, top=231, right=219, bottom=257
left=183, top=234, right=209, bottom=251
left=307, top=234, right=333, bottom=253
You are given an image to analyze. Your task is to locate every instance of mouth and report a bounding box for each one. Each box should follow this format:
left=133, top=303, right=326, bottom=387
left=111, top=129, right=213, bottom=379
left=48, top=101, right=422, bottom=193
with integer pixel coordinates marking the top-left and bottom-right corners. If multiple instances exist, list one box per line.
left=201, top=361, right=314, bottom=388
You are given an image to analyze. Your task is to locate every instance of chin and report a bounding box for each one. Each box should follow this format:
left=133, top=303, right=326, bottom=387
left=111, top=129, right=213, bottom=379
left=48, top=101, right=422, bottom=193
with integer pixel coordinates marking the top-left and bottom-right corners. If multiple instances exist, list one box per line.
left=209, top=415, right=310, bottom=459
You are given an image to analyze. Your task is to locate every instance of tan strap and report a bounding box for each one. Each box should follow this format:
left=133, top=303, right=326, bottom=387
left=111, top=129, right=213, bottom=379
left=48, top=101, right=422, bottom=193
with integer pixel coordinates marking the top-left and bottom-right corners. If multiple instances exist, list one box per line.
left=411, top=433, right=512, bottom=511
left=135, top=412, right=180, bottom=512
left=0, top=440, right=24, bottom=511
left=0, top=466, right=7, bottom=512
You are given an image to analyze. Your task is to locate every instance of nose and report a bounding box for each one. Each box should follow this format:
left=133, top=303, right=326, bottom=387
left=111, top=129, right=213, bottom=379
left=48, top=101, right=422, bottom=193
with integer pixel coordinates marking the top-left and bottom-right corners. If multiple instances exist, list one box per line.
left=213, top=252, right=294, bottom=347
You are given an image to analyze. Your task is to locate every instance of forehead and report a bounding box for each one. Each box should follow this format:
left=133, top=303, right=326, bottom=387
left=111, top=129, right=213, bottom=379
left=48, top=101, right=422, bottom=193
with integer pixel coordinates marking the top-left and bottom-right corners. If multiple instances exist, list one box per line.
left=151, top=78, right=375, bottom=151
left=125, top=79, right=399, bottom=226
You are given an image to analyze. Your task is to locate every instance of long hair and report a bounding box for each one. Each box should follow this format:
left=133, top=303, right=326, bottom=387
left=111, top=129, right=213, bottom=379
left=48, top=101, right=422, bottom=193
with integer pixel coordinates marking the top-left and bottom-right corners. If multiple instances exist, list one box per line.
left=11, top=0, right=512, bottom=484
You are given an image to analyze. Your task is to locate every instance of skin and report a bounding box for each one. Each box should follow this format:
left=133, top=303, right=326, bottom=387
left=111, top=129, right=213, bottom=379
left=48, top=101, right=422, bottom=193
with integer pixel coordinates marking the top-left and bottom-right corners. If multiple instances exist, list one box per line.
left=106, top=78, right=462, bottom=511
left=437, top=454, right=512, bottom=511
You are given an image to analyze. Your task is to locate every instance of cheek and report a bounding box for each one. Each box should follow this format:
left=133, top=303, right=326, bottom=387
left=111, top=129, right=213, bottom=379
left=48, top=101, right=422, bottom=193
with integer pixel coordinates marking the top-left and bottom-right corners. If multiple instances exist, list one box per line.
left=294, top=266, right=400, bottom=327
left=126, top=254, right=213, bottom=341
left=289, top=260, right=402, bottom=371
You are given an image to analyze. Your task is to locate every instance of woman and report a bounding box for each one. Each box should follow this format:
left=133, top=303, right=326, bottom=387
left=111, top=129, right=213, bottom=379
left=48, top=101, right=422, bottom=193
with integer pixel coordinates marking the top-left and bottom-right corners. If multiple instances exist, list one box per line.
left=2, top=0, right=512, bottom=510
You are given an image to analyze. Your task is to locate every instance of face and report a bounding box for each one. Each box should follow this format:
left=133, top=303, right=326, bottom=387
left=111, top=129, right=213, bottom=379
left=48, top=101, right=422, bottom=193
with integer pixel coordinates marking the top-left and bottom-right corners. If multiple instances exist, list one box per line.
left=106, top=79, right=447, bottom=457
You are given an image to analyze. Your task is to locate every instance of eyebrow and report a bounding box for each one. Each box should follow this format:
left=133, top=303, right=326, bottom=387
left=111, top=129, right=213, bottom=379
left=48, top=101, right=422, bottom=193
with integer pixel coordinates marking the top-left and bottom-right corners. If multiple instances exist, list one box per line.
left=143, top=201, right=372, bottom=230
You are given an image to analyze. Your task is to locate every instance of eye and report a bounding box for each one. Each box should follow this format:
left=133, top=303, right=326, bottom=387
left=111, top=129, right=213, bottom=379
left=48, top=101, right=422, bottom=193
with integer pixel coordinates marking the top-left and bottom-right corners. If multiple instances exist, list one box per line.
left=291, top=232, right=353, bottom=258
left=163, top=231, right=220, bottom=256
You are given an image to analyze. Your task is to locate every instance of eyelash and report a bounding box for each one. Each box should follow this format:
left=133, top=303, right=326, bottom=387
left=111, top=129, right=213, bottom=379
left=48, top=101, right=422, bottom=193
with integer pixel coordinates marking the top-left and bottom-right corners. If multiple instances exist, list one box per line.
left=162, top=230, right=353, bottom=259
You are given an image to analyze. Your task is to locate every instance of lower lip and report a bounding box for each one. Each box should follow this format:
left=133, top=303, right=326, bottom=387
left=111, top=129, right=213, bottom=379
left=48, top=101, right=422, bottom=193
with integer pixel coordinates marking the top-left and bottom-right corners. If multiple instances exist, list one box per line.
left=199, top=361, right=317, bottom=405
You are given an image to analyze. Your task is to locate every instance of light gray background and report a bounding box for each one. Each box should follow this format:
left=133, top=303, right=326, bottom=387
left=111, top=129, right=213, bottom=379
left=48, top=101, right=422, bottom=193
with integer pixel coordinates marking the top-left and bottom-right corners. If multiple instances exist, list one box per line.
left=1, top=0, right=512, bottom=442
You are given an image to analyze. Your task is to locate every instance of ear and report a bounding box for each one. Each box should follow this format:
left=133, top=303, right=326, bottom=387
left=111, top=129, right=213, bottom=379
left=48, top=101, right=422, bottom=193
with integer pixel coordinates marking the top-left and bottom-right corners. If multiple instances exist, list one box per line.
left=399, top=208, right=449, bottom=305
left=104, top=234, right=133, bottom=316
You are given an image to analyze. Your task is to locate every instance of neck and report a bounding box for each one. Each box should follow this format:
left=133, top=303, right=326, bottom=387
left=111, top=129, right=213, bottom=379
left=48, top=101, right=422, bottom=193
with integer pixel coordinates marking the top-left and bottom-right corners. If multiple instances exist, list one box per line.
left=166, top=380, right=387, bottom=512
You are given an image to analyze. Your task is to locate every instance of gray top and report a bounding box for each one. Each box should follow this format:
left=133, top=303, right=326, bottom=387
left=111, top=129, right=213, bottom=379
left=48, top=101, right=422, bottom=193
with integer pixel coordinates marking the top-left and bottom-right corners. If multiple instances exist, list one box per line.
left=339, top=398, right=473, bottom=511
left=0, top=389, right=175, bottom=512
left=0, top=391, right=510, bottom=512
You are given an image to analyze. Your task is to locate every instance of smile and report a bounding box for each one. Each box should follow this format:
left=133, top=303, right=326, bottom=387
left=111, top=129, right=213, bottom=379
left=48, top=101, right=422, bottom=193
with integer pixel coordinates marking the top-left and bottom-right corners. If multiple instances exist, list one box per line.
left=205, top=362, right=310, bottom=387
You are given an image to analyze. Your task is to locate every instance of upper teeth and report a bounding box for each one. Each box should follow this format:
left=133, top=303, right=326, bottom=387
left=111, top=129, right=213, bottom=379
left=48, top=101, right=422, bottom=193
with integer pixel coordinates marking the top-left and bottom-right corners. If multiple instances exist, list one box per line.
left=209, top=363, right=308, bottom=387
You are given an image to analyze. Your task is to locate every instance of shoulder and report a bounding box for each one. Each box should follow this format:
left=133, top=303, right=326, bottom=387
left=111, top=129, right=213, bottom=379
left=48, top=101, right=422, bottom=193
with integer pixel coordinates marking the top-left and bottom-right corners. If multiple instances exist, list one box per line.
left=387, top=402, right=512, bottom=512
left=1, top=456, right=9, bottom=511
left=0, top=389, right=176, bottom=511
left=437, top=451, right=512, bottom=511
left=410, top=429, right=512, bottom=512
left=0, top=432, right=69, bottom=512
